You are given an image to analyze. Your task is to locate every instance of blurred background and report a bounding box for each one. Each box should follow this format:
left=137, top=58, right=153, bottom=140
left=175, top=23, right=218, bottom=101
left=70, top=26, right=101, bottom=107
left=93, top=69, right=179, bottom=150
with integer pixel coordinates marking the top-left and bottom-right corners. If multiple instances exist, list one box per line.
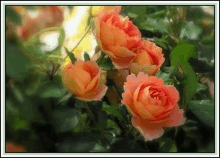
left=5, top=6, right=215, bottom=153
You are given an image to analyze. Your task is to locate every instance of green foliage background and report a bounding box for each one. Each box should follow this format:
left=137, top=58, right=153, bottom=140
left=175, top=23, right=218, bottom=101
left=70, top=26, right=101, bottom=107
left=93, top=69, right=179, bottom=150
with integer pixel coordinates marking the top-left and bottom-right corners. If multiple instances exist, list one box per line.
left=5, top=6, right=215, bottom=153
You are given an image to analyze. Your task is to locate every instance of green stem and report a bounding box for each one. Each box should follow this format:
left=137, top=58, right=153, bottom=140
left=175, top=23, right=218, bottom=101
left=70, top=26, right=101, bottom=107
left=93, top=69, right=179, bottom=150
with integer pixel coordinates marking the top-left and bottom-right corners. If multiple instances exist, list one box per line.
left=96, top=52, right=105, bottom=64
left=84, top=101, right=97, bottom=125
left=63, top=25, right=91, bottom=62
left=70, top=25, right=91, bottom=53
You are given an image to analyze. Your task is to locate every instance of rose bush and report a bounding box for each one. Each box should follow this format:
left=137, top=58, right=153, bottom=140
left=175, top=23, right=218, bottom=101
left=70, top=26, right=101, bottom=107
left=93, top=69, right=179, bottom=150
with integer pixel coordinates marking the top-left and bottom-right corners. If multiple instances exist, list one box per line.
left=94, top=10, right=143, bottom=69
left=129, top=40, right=165, bottom=76
left=62, top=60, right=108, bottom=101
left=122, top=72, right=186, bottom=141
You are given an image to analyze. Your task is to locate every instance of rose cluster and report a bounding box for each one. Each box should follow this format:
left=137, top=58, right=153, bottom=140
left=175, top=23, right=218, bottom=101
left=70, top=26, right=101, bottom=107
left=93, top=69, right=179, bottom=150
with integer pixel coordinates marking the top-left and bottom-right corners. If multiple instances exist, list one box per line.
left=62, top=6, right=185, bottom=141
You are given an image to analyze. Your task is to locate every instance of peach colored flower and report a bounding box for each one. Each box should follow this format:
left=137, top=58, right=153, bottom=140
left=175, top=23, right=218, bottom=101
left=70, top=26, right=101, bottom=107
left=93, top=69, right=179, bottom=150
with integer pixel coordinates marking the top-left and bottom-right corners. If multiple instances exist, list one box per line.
left=122, top=72, right=186, bottom=141
left=94, top=10, right=143, bottom=69
left=129, top=40, right=165, bottom=76
left=17, top=6, right=64, bottom=40
left=91, top=6, right=121, bottom=16
left=62, top=60, right=108, bottom=101
left=6, top=142, right=27, bottom=152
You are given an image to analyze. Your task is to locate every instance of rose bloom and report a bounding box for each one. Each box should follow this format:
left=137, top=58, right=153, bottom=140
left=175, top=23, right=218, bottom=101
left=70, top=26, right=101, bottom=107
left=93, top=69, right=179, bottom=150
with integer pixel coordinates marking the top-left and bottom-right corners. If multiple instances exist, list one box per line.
left=129, top=40, right=165, bottom=76
left=122, top=72, right=186, bottom=141
left=6, top=142, right=27, bottom=152
left=62, top=60, right=108, bottom=101
left=94, top=10, right=143, bottom=69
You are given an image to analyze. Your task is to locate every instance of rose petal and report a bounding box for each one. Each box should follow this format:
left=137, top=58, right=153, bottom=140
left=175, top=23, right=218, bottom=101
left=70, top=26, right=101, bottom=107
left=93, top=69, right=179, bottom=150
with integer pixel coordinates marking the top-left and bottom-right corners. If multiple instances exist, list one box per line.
left=132, top=117, right=164, bottom=141
left=85, top=75, right=99, bottom=92
left=111, top=25, right=127, bottom=46
left=71, top=68, right=91, bottom=89
left=166, top=85, right=180, bottom=103
left=133, top=100, right=156, bottom=120
left=62, top=64, right=86, bottom=95
left=108, top=46, right=137, bottom=69
left=124, top=72, right=148, bottom=94
left=162, top=106, right=186, bottom=127
left=94, top=17, right=101, bottom=39
left=121, top=86, right=140, bottom=117
left=83, top=61, right=100, bottom=79
left=108, top=45, right=136, bottom=58
left=77, top=85, right=108, bottom=101
left=100, top=22, right=115, bottom=46
left=96, top=38, right=117, bottom=59
left=145, top=104, right=166, bottom=117
left=129, top=63, right=157, bottom=76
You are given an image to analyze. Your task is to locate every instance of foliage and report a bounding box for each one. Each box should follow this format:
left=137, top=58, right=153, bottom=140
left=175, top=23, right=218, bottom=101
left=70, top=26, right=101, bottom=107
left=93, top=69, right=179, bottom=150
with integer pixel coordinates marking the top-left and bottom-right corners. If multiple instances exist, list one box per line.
left=5, top=6, right=215, bottom=153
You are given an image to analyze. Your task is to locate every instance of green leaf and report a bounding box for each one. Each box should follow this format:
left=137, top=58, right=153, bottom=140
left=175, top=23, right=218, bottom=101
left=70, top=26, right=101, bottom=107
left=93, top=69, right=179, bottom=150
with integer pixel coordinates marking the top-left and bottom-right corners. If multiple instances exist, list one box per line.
left=182, top=63, right=198, bottom=105
left=6, top=43, right=30, bottom=81
left=56, top=132, right=97, bottom=152
left=170, top=42, right=197, bottom=67
left=119, top=104, right=129, bottom=124
left=97, top=110, right=108, bottom=129
left=159, top=138, right=177, bottom=152
left=64, top=47, right=77, bottom=64
left=156, top=67, right=175, bottom=82
left=103, top=131, right=115, bottom=144
left=195, top=83, right=207, bottom=94
left=84, top=52, right=90, bottom=61
left=6, top=7, right=22, bottom=25
left=188, top=100, right=214, bottom=127
left=180, top=21, right=202, bottom=40
left=128, top=12, right=138, bottom=18
left=58, top=27, right=65, bottom=51
left=52, top=107, right=80, bottom=133
left=106, top=119, right=121, bottom=135
left=102, top=102, right=124, bottom=122
left=98, top=56, right=114, bottom=70
left=155, top=19, right=168, bottom=33
left=39, top=81, right=66, bottom=98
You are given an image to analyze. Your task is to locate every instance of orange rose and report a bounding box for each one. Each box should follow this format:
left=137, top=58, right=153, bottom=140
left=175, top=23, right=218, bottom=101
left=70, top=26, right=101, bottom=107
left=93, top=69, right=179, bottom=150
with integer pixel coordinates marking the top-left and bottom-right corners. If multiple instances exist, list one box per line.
left=122, top=72, right=186, bottom=141
left=62, top=60, right=108, bottom=101
left=94, top=10, right=143, bottom=69
left=6, top=142, right=27, bottom=152
left=129, top=40, right=165, bottom=76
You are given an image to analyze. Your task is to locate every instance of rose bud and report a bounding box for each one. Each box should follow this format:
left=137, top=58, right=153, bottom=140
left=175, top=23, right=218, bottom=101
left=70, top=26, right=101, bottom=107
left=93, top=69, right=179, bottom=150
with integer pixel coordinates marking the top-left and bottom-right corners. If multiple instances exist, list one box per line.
left=62, top=60, right=108, bottom=101
left=122, top=72, right=186, bottom=141
left=129, top=40, right=165, bottom=76
left=94, top=10, right=143, bottom=69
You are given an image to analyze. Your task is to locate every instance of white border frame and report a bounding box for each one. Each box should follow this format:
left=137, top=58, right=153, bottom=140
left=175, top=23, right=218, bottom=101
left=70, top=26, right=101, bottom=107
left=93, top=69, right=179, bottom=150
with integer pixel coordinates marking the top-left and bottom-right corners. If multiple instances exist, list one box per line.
left=1, top=1, right=219, bottom=157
